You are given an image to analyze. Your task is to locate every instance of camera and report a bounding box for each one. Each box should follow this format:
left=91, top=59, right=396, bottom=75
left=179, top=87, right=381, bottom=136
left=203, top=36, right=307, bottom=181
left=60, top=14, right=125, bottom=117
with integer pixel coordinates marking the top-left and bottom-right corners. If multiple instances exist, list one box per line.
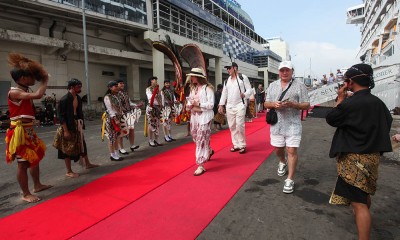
left=334, top=83, right=344, bottom=90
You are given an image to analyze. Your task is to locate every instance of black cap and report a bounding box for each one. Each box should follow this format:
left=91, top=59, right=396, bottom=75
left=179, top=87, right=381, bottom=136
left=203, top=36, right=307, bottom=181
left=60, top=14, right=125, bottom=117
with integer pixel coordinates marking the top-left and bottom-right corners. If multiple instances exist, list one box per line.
left=224, top=62, right=238, bottom=69
left=107, top=80, right=118, bottom=88
left=164, top=80, right=170, bottom=83
left=116, top=79, right=124, bottom=83
left=345, top=63, right=374, bottom=89
left=67, top=78, right=82, bottom=89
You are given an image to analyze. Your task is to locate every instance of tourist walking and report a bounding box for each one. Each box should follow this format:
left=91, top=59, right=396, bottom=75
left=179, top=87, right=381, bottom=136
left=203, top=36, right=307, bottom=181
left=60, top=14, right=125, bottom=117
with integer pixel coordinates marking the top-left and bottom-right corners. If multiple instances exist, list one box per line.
left=218, top=62, right=251, bottom=154
left=264, top=61, right=310, bottom=194
left=246, top=82, right=256, bottom=122
left=256, top=83, right=265, bottom=114
left=213, top=84, right=224, bottom=131
left=186, top=68, right=214, bottom=176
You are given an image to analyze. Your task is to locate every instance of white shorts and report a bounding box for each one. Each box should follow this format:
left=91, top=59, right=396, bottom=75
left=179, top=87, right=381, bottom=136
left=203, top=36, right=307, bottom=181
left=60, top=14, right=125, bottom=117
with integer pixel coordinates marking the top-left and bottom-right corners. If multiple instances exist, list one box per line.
left=270, top=134, right=301, bottom=148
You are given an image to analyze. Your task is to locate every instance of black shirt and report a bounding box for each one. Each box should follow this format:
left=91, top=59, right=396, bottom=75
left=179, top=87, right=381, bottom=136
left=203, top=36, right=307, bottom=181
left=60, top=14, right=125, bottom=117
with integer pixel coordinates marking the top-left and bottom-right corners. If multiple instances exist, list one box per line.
left=326, top=89, right=392, bottom=158
left=58, top=92, right=84, bottom=132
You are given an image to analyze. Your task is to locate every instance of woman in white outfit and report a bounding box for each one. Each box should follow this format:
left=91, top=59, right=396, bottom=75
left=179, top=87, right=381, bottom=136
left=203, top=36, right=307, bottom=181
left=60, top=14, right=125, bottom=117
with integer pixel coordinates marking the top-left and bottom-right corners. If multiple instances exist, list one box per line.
left=186, top=68, right=215, bottom=176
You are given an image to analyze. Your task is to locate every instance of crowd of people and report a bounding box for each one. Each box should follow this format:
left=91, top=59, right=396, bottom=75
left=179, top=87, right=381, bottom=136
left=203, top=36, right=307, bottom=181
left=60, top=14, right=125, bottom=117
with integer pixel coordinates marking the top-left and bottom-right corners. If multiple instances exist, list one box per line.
left=311, top=69, right=345, bottom=89
left=3, top=52, right=398, bottom=240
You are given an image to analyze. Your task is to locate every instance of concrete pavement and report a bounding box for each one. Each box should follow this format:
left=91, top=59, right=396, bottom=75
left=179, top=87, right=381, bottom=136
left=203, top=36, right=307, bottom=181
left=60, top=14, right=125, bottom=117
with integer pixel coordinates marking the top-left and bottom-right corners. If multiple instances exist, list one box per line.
left=0, top=116, right=399, bottom=240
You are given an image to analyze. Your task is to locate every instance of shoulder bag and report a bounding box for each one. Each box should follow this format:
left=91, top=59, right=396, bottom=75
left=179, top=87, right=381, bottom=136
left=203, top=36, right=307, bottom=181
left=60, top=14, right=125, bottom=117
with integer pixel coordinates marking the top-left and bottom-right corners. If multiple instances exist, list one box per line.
left=266, top=81, right=293, bottom=124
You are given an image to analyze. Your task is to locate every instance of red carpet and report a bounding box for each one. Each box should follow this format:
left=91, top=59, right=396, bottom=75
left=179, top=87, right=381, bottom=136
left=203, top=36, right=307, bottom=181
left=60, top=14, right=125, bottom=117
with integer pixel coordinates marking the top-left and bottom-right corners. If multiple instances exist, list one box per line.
left=0, top=115, right=273, bottom=240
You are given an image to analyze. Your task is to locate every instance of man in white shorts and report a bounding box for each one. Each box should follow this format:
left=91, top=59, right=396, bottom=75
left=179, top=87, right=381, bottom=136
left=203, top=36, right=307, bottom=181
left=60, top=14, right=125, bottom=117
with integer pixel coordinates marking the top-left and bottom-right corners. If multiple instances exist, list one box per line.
left=264, top=61, right=310, bottom=193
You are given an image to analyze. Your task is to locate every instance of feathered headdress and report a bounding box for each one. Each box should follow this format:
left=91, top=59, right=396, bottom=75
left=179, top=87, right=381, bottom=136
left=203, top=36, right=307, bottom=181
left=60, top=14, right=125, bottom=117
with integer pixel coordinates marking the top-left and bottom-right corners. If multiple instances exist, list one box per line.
left=180, top=44, right=207, bottom=77
left=8, top=53, right=48, bottom=82
left=152, top=35, right=183, bottom=93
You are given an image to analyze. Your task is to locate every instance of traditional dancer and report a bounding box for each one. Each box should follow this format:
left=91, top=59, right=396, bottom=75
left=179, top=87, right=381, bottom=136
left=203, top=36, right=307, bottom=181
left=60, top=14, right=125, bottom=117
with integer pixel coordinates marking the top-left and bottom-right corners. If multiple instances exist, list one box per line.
left=161, top=80, right=177, bottom=142
left=145, top=76, right=164, bottom=147
left=5, top=53, right=52, bottom=203
left=54, top=78, right=99, bottom=178
left=116, top=79, right=142, bottom=154
left=103, top=80, right=125, bottom=161
left=186, top=68, right=214, bottom=176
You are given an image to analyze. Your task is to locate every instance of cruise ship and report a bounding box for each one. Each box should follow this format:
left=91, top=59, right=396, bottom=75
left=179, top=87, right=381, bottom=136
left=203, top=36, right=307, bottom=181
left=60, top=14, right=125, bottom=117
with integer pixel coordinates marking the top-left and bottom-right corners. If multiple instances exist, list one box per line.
left=347, top=0, right=400, bottom=110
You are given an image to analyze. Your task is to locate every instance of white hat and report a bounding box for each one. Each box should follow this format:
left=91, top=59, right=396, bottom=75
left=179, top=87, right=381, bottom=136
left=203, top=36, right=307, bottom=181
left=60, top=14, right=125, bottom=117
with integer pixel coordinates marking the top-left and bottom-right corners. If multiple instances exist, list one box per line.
left=186, top=67, right=206, bottom=78
left=278, top=61, right=294, bottom=70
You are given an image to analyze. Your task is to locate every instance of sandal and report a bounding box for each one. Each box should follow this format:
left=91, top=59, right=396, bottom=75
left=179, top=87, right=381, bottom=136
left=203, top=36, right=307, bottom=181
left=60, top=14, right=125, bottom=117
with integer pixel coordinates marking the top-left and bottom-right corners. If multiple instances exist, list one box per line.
left=208, top=150, right=214, bottom=160
left=239, top=148, right=246, bottom=154
left=194, top=166, right=206, bottom=176
left=230, top=147, right=240, bottom=152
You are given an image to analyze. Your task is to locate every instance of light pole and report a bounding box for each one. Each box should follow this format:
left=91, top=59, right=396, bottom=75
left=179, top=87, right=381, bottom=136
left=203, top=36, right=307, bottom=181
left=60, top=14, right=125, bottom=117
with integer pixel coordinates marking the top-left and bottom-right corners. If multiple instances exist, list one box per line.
left=82, top=0, right=91, bottom=106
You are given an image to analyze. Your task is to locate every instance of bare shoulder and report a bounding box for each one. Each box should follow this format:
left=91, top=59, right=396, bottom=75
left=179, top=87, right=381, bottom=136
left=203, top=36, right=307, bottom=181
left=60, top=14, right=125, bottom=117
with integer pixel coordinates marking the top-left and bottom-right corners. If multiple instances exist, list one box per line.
left=8, top=87, right=24, bottom=101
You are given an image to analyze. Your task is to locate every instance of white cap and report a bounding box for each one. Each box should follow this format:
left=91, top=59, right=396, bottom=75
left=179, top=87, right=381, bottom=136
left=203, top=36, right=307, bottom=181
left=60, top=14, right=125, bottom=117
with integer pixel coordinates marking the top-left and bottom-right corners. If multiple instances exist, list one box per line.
left=278, top=61, right=294, bottom=70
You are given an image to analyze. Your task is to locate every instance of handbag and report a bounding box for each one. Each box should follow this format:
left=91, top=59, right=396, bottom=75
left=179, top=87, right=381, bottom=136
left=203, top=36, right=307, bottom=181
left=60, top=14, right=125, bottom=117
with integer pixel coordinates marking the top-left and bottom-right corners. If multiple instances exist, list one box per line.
left=266, top=109, right=278, bottom=124
left=266, top=81, right=293, bottom=124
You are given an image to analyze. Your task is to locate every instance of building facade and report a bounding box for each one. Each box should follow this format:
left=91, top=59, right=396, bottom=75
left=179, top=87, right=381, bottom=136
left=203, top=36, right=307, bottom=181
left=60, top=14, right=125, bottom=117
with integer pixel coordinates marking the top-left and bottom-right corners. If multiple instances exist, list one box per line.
left=0, top=0, right=282, bottom=108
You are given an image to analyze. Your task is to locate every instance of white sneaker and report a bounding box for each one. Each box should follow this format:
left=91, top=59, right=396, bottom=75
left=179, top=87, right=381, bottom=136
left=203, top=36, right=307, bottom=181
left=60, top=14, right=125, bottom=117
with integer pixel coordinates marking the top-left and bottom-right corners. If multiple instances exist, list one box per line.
left=283, top=179, right=294, bottom=194
left=119, top=149, right=128, bottom=155
left=277, top=161, right=287, bottom=176
left=114, top=152, right=122, bottom=158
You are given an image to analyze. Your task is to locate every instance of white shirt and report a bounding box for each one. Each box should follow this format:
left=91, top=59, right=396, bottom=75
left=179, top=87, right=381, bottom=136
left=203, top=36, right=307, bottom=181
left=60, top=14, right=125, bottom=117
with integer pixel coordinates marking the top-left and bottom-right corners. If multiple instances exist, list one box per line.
left=219, top=74, right=252, bottom=107
left=187, top=85, right=215, bottom=124
left=104, top=95, right=121, bottom=118
left=146, top=86, right=164, bottom=106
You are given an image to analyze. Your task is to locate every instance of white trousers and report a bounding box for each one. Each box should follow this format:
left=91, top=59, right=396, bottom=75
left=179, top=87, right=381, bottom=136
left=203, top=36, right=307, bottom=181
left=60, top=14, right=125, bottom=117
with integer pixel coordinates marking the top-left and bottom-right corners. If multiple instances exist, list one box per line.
left=226, top=103, right=246, bottom=149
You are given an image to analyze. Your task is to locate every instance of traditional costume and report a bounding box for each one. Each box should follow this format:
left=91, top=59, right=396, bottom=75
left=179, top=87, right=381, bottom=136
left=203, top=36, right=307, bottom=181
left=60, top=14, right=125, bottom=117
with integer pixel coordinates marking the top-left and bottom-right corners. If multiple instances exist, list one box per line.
left=104, top=89, right=124, bottom=144
left=161, top=82, right=176, bottom=140
left=146, top=83, right=163, bottom=145
left=116, top=87, right=141, bottom=152
left=5, top=88, right=46, bottom=167
left=53, top=91, right=87, bottom=161
left=5, top=52, right=49, bottom=167
left=118, top=89, right=141, bottom=130
left=326, top=64, right=392, bottom=205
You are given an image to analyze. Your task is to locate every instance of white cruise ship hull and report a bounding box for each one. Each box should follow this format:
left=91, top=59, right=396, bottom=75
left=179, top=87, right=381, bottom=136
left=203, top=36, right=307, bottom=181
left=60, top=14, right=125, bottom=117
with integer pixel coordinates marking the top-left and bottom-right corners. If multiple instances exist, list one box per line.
left=347, top=0, right=400, bottom=110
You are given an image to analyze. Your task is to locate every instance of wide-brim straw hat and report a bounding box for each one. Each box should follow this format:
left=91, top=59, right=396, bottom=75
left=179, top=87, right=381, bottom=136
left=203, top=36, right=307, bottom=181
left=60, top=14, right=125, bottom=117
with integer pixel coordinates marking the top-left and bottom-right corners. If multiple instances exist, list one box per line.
left=186, top=67, right=206, bottom=78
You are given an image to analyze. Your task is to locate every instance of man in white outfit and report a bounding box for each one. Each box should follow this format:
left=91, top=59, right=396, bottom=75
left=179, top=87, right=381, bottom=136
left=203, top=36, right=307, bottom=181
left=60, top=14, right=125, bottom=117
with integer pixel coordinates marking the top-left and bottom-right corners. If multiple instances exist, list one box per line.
left=218, top=62, right=252, bottom=154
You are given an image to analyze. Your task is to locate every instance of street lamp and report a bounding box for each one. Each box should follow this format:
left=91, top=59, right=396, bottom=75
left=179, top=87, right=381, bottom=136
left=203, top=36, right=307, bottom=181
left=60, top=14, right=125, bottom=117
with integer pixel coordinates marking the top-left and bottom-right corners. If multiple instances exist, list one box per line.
left=82, top=0, right=91, bottom=106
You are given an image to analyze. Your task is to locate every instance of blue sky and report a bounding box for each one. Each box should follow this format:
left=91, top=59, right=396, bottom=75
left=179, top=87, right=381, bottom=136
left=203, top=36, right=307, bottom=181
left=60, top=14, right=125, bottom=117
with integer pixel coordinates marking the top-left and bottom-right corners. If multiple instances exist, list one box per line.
left=240, top=0, right=364, bottom=78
